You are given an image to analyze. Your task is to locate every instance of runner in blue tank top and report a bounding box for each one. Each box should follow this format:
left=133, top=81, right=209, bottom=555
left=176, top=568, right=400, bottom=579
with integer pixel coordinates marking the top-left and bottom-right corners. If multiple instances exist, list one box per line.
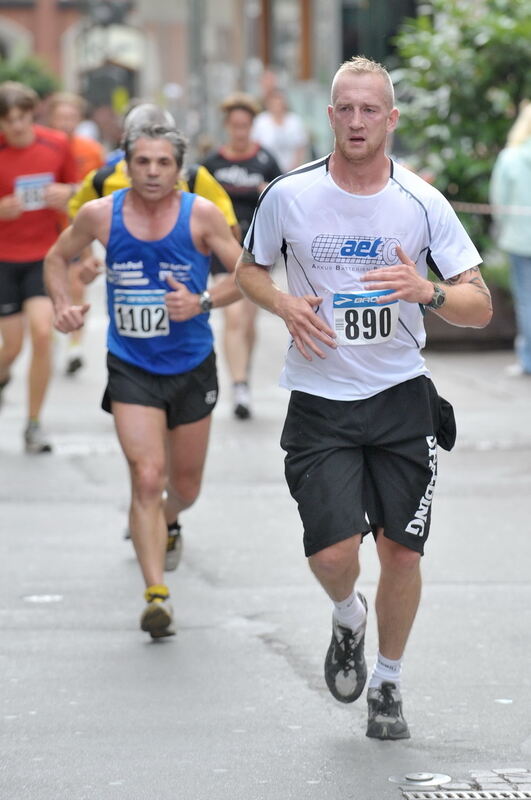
left=105, top=187, right=213, bottom=375
left=45, top=122, right=242, bottom=640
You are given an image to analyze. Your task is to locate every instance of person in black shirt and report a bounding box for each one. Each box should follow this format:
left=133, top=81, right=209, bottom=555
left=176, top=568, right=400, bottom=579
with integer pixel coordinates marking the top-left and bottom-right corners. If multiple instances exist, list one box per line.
left=203, top=93, right=281, bottom=419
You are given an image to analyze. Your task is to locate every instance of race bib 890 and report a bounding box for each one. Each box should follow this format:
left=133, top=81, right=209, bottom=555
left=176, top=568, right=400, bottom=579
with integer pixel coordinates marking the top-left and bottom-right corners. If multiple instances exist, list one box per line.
left=333, top=290, right=398, bottom=346
left=113, top=289, right=169, bottom=338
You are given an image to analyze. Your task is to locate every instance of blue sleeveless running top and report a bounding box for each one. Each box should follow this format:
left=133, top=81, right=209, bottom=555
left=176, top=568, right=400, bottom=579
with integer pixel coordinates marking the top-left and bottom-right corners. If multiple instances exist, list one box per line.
left=105, top=189, right=212, bottom=374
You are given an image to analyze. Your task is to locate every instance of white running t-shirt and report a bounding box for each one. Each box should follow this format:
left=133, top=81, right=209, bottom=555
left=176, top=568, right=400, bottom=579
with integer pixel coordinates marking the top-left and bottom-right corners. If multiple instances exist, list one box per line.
left=244, top=157, right=482, bottom=401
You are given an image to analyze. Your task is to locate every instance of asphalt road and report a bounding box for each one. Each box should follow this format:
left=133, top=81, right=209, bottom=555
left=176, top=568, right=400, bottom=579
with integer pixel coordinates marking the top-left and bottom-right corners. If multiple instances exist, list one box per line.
left=1, top=277, right=530, bottom=800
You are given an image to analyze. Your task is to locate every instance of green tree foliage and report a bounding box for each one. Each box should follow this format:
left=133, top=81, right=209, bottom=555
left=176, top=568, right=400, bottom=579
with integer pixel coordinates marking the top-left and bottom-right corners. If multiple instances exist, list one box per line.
left=392, top=0, right=531, bottom=251
left=0, top=57, right=59, bottom=98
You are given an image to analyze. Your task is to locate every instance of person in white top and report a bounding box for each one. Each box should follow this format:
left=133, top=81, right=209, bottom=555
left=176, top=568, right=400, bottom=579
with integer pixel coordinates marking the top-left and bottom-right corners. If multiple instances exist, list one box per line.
left=252, top=88, right=308, bottom=173
left=237, top=56, right=492, bottom=740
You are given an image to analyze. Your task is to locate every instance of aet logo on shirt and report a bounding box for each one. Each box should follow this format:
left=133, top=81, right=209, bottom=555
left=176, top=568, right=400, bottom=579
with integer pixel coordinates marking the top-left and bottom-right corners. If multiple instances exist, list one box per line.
left=311, top=234, right=400, bottom=266
left=340, top=237, right=382, bottom=258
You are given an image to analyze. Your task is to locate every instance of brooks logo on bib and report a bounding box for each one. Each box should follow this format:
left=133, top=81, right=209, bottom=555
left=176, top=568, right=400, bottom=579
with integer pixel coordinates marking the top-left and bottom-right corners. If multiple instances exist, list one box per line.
left=113, top=289, right=169, bottom=338
left=333, top=290, right=398, bottom=345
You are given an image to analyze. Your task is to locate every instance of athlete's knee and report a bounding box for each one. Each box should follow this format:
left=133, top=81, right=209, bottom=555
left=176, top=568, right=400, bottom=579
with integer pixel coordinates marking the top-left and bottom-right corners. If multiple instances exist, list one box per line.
left=378, top=535, right=421, bottom=573
left=30, top=325, right=53, bottom=354
left=167, top=475, right=201, bottom=510
left=0, top=338, right=23, bottom=365
left=309, top=536, right=360, bottom=579
left=130, top=459, right=167, bottom=502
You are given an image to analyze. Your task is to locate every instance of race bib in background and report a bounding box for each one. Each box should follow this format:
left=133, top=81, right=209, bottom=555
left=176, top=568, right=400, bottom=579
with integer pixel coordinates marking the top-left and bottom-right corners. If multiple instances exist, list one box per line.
left=15, top=173, right=54, bottom=211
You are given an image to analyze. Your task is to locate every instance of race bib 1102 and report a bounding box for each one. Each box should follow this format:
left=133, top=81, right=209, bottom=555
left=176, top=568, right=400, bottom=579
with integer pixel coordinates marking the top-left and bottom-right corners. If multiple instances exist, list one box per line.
left=333, top=290, right=398, bottom=346
left=113, top=289, right=169, bottom=338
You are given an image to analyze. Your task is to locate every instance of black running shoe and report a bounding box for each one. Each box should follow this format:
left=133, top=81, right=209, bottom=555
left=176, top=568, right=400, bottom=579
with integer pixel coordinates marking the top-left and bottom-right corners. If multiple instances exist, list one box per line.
left=366, top=681, right=410, bottom=740
left=233, top=382, right=251, bottom=420
left=66, top=355, right=84, bottom=375
left=324, top=592, right=368, bottom=703
left=140, top=598, right=175, bottom=639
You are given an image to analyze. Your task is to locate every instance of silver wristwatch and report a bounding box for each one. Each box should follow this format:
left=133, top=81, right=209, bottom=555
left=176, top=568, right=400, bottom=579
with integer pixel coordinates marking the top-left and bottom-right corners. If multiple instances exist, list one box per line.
left=426, top=284, right=446, bottom=310
left=199, top=290, right=213, bottom=313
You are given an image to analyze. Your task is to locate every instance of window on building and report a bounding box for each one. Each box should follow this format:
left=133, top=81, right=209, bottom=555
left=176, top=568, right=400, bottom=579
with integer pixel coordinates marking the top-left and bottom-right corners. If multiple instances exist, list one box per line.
left=341, top=0, right=417, bottom=65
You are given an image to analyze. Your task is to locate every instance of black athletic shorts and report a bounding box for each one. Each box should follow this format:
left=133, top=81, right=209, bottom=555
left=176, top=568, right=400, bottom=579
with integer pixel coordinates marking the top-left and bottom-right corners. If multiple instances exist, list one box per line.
left=102, top=350, right=218, bottom=428
left=280, top=376, right=456, bottom=558
left=0, top=260, right=47, bottom=316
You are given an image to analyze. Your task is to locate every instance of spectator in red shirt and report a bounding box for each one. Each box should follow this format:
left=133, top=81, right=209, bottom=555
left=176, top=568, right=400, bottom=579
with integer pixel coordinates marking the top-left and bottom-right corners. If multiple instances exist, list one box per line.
left=47, top=91, right=105, bottom=376
left=0, top=81, right=77, bottom=453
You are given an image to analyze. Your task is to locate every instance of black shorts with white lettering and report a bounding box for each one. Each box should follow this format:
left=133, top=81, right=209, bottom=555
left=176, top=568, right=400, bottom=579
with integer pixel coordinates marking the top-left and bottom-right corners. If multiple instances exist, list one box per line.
left=0, top=260, right=46, bottom=316
left=280, top=376, right=456, bottom=557
left=102, top=350, right=218, bottom=429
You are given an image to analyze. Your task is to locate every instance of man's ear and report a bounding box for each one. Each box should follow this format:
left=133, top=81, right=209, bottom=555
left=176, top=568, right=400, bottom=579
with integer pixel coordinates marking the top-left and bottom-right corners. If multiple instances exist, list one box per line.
left=387, top=107, right=400, bottom=134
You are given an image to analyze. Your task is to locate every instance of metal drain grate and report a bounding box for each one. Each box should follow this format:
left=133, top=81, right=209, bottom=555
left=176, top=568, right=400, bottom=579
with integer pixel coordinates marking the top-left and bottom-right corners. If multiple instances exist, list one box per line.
left=402, top=793, right=531, bottom=799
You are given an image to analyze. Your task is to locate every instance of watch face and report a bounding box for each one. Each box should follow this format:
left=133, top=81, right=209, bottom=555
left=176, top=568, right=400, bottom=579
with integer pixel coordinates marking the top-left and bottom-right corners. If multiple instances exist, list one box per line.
left=431, top=286, right=445, bottom=308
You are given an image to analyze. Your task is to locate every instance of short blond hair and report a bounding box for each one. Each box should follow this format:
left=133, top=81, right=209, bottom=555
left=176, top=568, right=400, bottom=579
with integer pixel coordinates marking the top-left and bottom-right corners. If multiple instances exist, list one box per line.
left=331, top=56, right=395, bottom=109
left=220, top=92, right=260, bottom=119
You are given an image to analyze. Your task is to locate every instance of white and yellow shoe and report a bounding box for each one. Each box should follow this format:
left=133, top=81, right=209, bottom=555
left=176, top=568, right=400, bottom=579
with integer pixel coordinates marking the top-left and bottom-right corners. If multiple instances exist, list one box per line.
left=140, top=585, right=175, bottom=639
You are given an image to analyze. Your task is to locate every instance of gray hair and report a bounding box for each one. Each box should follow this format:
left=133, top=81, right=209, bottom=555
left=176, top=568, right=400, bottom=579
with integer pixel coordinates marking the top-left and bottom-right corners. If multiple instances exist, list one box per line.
left=122, top=123, right=188, bottom=169
left=123, top=102, right=175, bottom=131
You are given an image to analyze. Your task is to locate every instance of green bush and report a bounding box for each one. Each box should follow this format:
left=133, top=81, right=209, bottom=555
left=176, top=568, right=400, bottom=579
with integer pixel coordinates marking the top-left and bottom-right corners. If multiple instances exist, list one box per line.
left=392, top=0, right=531, bottom=256
left=0, top=56, right=59, bottom=98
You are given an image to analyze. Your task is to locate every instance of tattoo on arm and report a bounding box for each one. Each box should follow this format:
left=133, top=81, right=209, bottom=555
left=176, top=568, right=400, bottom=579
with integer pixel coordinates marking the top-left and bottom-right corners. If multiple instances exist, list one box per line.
left=443, top=267, right=492, bottom=306
left=241, top=247, right=271, bottom=269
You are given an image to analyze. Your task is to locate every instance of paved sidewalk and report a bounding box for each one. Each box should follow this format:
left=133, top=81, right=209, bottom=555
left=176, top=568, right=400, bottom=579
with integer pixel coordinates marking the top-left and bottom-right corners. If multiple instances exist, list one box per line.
left=1, top=277, right=530, bottom=800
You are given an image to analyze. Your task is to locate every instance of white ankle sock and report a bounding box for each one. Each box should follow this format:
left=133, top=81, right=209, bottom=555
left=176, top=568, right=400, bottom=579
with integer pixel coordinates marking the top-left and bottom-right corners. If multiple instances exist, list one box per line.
left=333, top=590, right=366, bottom=632
left=368, top=651, right=402, bottom=689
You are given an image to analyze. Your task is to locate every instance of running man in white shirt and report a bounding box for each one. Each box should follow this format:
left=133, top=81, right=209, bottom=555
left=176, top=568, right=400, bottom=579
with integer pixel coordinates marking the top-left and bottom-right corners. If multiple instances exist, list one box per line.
left=236, top=56, right=492, bottom=740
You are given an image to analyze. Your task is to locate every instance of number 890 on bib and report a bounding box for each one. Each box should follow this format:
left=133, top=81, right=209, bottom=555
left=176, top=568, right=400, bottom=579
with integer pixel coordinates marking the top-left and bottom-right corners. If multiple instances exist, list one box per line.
left=333, top=290, right=398, bottom=346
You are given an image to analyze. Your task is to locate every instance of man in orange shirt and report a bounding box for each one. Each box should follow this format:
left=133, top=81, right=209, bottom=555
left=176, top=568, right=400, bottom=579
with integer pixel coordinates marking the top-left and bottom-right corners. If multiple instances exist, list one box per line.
left=0, top=82, right=77, bottom=452
left=47, top=92, right=105, bottom=375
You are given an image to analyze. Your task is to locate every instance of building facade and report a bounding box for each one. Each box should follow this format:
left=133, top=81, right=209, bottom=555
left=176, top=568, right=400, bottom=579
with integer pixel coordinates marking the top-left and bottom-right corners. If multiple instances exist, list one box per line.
left=0, top=0, right=418, bottom=155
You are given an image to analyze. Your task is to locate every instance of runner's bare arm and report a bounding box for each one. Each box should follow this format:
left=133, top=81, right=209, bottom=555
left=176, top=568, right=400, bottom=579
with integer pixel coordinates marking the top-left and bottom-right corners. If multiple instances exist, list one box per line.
left=44, top=201, right=108, bottom=332
left=236, top=247, right=337, bottom=361
left=361, top=246, right=492, bottom=329
left=164, top=201, right=243, bottom=321
left=197, top=199, right=243, bottom=308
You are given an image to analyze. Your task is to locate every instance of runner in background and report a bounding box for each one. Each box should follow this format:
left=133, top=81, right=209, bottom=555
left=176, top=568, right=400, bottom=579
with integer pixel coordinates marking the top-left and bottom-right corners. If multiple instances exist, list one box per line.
left=45, top=122, right=242, bottom=638
left=203, top=93, right=281, bottom=419
left=252, top=88, right=309, bottom=174
left=68, top=103, right=239, bottom=564
left=0, top=82, right=77, bottom=452
left=69, top=104, right=237, bottom=236
left=47, top=92, right=105, bottom=375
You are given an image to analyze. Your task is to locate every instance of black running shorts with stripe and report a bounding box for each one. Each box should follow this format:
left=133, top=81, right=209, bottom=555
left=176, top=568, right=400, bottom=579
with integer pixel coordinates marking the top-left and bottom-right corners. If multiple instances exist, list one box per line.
left=0, top=260, right=47, bottom=316
left=102, top=350, right=218, bottom=429
left=280, top=376, right=456, bottom=557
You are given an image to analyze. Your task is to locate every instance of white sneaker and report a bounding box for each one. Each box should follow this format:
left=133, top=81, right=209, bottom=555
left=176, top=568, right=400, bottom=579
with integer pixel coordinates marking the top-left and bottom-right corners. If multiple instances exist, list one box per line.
left=24, top=422, right=52, bottom=454
left=165, top=524, right=183, bottom=571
